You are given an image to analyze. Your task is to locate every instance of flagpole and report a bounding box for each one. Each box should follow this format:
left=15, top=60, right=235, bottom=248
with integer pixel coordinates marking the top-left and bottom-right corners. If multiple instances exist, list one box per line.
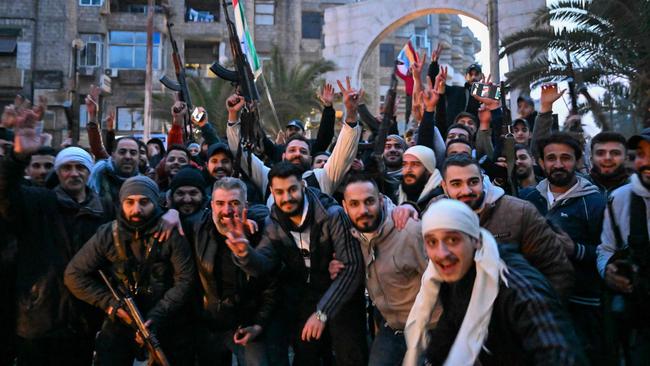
left=259, top=71, right=281, bottom=132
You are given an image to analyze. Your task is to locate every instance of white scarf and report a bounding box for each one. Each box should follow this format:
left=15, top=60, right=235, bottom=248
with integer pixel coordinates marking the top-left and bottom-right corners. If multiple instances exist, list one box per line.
left=403, top=228, right=508, bottom=366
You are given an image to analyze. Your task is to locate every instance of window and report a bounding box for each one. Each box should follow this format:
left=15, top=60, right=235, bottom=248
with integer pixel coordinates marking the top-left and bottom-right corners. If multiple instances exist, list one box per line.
left=379, top=43, right=395, bottom=67
left=255, top=1, right=275, bottom=25
left=302, top=12, right=322, bottom=39
left=80, top=0, right=102, bottom=5
left=79, top=104, right=88, bottom=128
left=109, top=31, right=160, bottom=69
left=117, top=107, right=144, bottom=131
left=78, top=34, right=103, bottom=67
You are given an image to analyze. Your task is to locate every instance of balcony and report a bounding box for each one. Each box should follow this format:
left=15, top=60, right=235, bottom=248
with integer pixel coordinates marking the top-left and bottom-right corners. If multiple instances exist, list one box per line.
left=185, top=1, right=220, bottom=23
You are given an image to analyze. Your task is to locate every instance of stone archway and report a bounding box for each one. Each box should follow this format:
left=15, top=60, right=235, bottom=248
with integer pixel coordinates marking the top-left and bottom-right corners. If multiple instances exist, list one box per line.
left=322, top=0, right=545, bottom=88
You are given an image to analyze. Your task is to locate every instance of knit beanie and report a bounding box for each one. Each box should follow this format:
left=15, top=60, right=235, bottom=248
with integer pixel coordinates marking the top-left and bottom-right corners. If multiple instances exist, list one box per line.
left=170, top=167, right=206, bottom=194
left=119, top=175, right=160, bottom=203
left=54, top=146, right=94, bottom=172
left=422, top=199, right=480, bottom=240
left=404, top=145, right=436, bottom=174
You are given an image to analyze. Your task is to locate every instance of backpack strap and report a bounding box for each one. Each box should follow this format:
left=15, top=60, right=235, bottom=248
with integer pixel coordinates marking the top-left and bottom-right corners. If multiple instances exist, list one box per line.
left=607, top=197, right=625, bottom=250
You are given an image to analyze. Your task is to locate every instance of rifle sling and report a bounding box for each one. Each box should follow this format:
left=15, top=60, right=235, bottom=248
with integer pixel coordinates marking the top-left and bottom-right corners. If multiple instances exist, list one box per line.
left=629, top=192, right=649, bottom=250
left=112, top=221, right=159, bottom=296
left=607, top=198, right=625, bottom=250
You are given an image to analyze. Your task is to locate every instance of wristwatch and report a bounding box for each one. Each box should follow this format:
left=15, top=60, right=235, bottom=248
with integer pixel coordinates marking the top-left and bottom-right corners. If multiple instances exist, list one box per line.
left=315, top=310, right=328, bottom=323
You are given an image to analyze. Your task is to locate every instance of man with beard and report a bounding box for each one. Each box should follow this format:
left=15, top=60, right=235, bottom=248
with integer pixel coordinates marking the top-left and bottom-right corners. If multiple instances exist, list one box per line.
left=398, top=145, right=444, bottom=211
left=89, top=136, right=141, bottom=207
left=436, top=153, right=574, bottom=297
left=383, top=135, right=406, bottom=180
left=225, top=78, right=362, bottom=202
left=156, top=145, right=190, bottom=191
left=25, top=146, right=55, bottom=186
left=65, top=176, right=195, bottom=365
left=597, top=128, right=650, bottom=364
left=404, top=199, right=584, bottom=366
left=223, top=161, right=367, bottom=366
left=0, top=107, right=111, bottom=365
left=338, top=174, right=428, bottom=365
left=186, top=177, right=277, bottom=365
left=588, top=132, right=630, bottom=195
left=169, top=166, right=207, bottom=226
left=514, top=144, right=542, bottom=189
left=520, top=132, right=607, bottom=365
left=203, top=143, right=263, bottom=204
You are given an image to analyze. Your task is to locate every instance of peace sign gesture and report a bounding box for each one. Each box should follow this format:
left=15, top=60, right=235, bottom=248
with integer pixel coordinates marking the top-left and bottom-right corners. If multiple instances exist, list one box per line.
left=430, top=43, right=443, bottom=63
left=336, top=76, right=364, bottom=122
left=224, top=208, right=251, bottom=258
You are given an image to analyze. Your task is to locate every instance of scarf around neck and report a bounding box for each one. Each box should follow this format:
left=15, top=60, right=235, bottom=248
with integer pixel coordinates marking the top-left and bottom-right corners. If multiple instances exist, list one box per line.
left=403, top=228, right=508, bottom=366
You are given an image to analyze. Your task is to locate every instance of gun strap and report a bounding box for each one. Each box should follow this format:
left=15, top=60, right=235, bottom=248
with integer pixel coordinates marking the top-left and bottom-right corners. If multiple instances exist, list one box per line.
left=629, top=192, right=649, bottom=250
left=607, top=198, right=625, bottom=250
left=112, top=221, right=159, bottom=295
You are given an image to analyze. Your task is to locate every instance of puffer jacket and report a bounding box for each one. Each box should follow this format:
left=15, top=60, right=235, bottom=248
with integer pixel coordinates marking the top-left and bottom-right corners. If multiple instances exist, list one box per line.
left=186, top=205, right=279, bottom=331
left=0, top=153, right=111, bottom=339
left=64, top=214, right=195, bottom=331
left=351, top=198, right=428, bottom=330
left=520, top=177, right=606, bottom=306
left=235, top=187, right=364, bottom=320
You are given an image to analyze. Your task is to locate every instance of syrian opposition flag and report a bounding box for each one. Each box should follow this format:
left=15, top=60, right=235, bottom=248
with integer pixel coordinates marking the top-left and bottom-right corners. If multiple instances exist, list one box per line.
left=233, top=0, right=262, bottom=79
left=395, top=39, right=419, bottom=96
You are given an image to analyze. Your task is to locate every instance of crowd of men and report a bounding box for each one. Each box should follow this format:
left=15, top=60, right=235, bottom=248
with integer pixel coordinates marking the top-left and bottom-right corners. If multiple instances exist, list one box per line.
left=1, top=46, right=649, bottom=366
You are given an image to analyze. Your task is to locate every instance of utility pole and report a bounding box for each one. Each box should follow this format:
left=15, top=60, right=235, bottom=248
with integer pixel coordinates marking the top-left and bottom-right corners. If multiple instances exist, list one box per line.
left=143, top=0, right=155, bottom=142
left=488, top=0, right=500, bottom=83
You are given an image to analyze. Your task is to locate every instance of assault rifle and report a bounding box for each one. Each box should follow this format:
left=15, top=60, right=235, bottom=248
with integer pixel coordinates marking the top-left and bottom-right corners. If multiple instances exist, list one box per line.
left=160, top=21, right=194, bottom=142
left=210, top=0, right=265, bottom=177
left=99, top=270, right=171, bottom=366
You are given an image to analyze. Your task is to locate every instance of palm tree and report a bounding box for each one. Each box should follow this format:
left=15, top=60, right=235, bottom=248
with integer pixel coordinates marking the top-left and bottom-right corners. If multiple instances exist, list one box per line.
left=152, top=49, right=336, bottom=139
left=500, top=0, right=650, bottom=128
left=259, top=47, right=337, bottom=132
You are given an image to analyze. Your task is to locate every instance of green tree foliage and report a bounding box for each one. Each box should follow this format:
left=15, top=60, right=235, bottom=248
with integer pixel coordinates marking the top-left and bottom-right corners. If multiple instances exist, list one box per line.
left=501, top=0, right=650, bottom=128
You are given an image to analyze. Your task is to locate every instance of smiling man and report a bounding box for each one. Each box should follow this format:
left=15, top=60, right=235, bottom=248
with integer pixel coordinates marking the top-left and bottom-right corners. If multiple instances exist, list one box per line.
left=398, top=145, right=444, bottom=211
left=520, top=132, right=607, bottom=365
left=404, top=199, right=584, bottom=366
left=169, top=167, right=206, bottom=223
left=588, top=132, right=630, bottom=195
left=89, top=136, right=141, bottom=207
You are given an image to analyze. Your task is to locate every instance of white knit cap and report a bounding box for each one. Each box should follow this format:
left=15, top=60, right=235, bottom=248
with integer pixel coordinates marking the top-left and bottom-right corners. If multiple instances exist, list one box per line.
left=421, top=198, right=481, bottom=240
left=54, top=147, right=94, bottom=173
left=404, top=145, right=436, bottom=174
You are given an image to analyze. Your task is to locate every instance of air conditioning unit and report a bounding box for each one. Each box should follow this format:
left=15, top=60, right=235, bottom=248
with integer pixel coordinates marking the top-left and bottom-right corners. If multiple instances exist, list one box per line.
left=78, top=66, right=95, bottom=76
left=104, top=68, right=118, bottom=78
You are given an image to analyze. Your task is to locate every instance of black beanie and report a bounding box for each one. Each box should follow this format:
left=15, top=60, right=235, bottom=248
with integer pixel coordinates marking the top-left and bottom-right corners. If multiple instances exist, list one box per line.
left=170, top=167, right=206, bottom=194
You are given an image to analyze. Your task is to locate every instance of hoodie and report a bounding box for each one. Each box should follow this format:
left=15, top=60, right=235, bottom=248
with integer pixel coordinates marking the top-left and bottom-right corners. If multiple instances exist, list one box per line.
left=520, top=176, right=606, bottom=306
left=597, top=174, right=650, bottom=277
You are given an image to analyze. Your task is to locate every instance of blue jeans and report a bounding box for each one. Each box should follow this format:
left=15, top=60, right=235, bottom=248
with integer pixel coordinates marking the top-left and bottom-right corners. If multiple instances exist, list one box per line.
left=368, top=311, right=406, bottom=366
left=194, top=326, right=268, bottom=366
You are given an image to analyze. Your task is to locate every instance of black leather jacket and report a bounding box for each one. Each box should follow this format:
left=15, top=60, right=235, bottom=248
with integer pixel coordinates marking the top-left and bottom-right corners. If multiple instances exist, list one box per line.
left=186, top=205, right=279, bottom=330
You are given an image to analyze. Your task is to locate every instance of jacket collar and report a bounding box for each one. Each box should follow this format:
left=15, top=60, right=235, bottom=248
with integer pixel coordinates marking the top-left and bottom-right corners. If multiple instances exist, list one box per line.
left=535, top=175, right=599, bottom=203
left=54, top=185, right=104, bottom=217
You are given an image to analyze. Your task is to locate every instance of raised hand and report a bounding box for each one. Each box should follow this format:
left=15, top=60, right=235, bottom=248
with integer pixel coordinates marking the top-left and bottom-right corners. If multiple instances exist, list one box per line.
left=13, top=109, right=42, bottom=155
left=422, top=76, right=442, bottom=112
left=318, top=83, right=335, bottom=107
left=336, top=76, right=364, bottom=122
left=540, top=83, right=566, bottom=113
left=223, top=208, right=251, bottom=257
left=171, top=101, right=187, bottom=125
left=33, top=95, right=48, bottom=121
left=435, top=66, right=448, bottom=94
left=275, top=130, right=286, bottom=145
left=411, top=51, right=427, bottom=77
left=226, top=94, right=246, bottom=121
left=478, top=104, right=492, bottom=130
left=85, top=84, right=101, bottom=120
left=431, top=43, right=443, bottom=63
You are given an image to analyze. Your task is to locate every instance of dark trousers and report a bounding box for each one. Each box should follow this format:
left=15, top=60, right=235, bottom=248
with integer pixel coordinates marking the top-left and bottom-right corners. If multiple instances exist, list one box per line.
left=15, top=335, right=94, bottom=366
left=193, top=326, right=268, bottom=366
left=568, top=302, right=606, bottom=366
left=287, top=288, right=368, bottom=366
left=95, top=319, right=193, bottom=366
left=368, top=310, right=406, bottom=366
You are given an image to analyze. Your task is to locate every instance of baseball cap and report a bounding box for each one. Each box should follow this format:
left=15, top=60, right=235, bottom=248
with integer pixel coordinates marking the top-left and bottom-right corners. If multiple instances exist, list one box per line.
left=286, top=119, right=305, bottom=131
left=517, top=95, right=534, bottom=107
left=627, top=127, right=650, bottom=149
left=465, top=63, right=482, bottom=75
